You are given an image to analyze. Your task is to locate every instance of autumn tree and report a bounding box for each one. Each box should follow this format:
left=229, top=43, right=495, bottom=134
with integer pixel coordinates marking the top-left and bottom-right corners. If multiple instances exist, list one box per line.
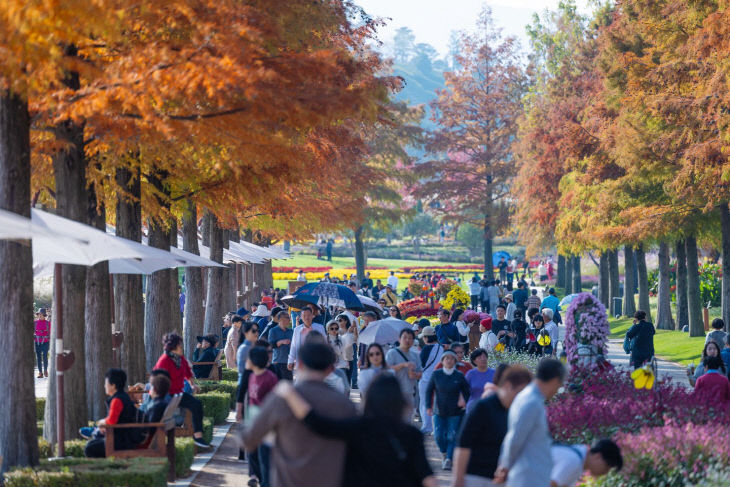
left=415, top=7, right=525, bottom=277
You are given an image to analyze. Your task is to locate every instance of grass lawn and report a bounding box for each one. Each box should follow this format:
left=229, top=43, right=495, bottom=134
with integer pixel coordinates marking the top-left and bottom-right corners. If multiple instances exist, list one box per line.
left=609, top=315, right=705, bottom=366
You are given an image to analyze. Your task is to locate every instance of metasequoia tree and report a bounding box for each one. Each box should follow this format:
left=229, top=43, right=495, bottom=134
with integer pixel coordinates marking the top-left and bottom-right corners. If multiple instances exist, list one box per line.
left=415, top=7, right=525, bottom=277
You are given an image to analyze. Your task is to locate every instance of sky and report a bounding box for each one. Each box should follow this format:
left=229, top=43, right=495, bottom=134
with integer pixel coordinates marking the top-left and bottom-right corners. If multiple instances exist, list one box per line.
left=355, top=0, right=593, bottom=56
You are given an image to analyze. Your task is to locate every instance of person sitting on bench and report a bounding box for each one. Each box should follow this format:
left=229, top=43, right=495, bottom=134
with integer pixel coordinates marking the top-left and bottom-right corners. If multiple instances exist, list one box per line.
left=84, top=368, right=142, bottom=457
left=193, top=334, right=219, bottom=378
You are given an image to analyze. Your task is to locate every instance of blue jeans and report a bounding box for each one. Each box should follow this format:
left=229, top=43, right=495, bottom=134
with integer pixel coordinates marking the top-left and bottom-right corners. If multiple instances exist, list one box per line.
left=35, top=341, right=49, bottom=373
left=433, top=415, right=461, bottom=460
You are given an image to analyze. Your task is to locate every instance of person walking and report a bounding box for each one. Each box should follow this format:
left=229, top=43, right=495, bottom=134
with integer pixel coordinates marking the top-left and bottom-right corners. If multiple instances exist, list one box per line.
left=525, top=289, right=542, bottom=314
left=541, top=309, right=558, bottom=357
left=418, top=326, right=444, bottom=435
left=275, top=373, right=437, bottom=487
left=487, top=281, right=500, bottom=316
left=325, top=319, right=355, bottom=379
left=625, top=310, right=655, bottom=368
left=512, top=282, right=528, bottom=313
left=494, top=358, right=566, bottom=487
left=693, top=355, right=730, bottom=402
left=539, top=288, right=559, bottom=314
left=287, top=307, right=325, bottom=371
left=224, top=314, right=243, bottom=369
left=386, top=328, right=423, bottom=420
left=452, top=365, right=533, bottom=487
left=689, top=340, right=726, bottom=386
left=705, top=318, right=727, bottom=347
left=469, top=277, right=482, bottom=310
left=154, top=333, right=209, bottom=448
left=426, top=351, right=471, bottom=470
left=268, top=310, right=294, bottom=381
left=240, top=341, right=357, bottom=487
left=34, top=308, right=51, bottom=378
left=463, top=348, right=495, bottom=412
left=358, top=343, right=391, bottom=401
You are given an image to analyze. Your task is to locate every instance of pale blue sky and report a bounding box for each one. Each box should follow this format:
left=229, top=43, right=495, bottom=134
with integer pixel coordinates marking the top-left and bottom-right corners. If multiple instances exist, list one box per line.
left=355, top=0, right=593, bottom=56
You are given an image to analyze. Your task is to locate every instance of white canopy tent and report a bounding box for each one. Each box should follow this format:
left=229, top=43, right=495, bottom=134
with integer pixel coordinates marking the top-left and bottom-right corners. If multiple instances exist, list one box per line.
left=0, top=208, right=71, bottom=240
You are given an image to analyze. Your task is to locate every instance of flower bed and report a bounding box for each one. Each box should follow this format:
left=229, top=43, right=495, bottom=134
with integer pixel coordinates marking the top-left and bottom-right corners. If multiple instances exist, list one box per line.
left=398, top=298, right=440, bottom=318
left=548, top=366, right=730, bottom=485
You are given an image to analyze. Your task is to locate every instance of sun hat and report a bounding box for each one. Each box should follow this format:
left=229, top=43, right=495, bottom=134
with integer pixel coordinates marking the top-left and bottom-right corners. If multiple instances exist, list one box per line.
left=418, top=325, right=436, bottom=338
left=252, top=304, right=270, bottom=317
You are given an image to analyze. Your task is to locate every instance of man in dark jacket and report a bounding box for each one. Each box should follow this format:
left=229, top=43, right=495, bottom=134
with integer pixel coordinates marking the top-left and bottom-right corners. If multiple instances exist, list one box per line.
left=84, top=368, right=142, bottom=457
left=193, top=335, right=219, bottom=378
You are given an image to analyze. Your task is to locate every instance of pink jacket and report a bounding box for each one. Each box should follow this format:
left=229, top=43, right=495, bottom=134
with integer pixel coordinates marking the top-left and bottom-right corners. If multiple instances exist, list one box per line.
left=34, top=319, right=51, bottom=343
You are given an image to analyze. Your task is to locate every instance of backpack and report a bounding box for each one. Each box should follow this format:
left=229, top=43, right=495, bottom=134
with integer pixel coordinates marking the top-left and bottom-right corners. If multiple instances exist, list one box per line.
left=623, top=334, right=634, bottom=354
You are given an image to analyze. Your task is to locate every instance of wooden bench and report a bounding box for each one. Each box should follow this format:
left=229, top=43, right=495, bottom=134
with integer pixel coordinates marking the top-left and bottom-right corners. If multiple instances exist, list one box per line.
left=192, top=348, right=223, bottom=381
left=104, top=394, right=181, bottom=481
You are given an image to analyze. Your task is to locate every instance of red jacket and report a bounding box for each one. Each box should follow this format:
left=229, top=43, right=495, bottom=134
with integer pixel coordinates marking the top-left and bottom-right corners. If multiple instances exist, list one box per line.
left=695, top=371, right=730, bottom=402
left=154, top=353, right=192, bottom=394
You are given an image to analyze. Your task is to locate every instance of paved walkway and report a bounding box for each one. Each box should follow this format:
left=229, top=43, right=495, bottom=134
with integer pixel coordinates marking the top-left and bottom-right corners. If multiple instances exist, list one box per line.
left=605, top=338, right=690, bottom=386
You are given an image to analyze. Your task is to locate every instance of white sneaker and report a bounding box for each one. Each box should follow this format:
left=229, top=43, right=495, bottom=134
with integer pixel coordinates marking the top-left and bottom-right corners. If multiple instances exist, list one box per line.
left=443, top=458, right=452, bottom=470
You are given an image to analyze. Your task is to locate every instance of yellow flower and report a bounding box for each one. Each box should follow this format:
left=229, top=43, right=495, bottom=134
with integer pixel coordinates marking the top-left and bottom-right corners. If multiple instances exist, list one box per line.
left=630, top=364, right=655, bottom=390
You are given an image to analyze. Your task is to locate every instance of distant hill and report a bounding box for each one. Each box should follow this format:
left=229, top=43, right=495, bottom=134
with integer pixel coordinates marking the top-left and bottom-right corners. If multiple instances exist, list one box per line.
left=392, top=59, right=445, bottom=132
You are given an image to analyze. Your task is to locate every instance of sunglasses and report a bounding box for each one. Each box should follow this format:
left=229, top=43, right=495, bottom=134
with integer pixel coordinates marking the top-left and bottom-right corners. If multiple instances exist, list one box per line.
left=329, top=326, right=339, bottom=331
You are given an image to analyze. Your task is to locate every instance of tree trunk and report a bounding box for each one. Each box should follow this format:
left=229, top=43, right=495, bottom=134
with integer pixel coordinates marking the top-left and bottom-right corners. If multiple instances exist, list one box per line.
left=230, top=229, right=242, bottom=309
left=608, top=249, right=620, bottom=309
left=721, top=204, right=730, bottom=332
left=169, top=220, right=181, bottom=334
left=84, top=186, right=113, bottom=420
left=46, top=117, right=88, bottom=444
left=656, top=242, right=675, bottom=330
left=182, top=201, right=204, bottom=359
left=114, top=166, right=145, bottom=384
left=565, top=255, right=573, bottom=294
left=623, top=246, right=636, bottom=317
left=557, top=254, right=566, bottom=289
left=354, top=225, right=366, bottom=284
left=675, top=239, right=689, bottom=330
left=145, top=220, right=173, bottom=370
left=144, top=169, right=174, bottom=370
left=572, top=255, right=582, bottom=294
left=483, top=215, right=494, bottom=279
left=635, top=243, right=651, bottom=322
left=599, top=253, right=610, bottom=308
left=0, top=92, right=38, bottom=470
left=204, top=213, right=224, bottom=335
left=686, top=236, right=704, bottom=337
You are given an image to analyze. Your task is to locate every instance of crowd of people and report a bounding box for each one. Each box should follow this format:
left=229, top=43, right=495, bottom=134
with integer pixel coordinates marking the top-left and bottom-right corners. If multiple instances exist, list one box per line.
left=30, top=262, right=640, bottom=487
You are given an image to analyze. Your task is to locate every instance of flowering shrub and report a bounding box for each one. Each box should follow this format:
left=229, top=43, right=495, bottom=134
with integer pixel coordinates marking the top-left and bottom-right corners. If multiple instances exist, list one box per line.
left=435, top=279, right=458, bottom=298
left=273, top=268, right=409, bottom=281
left=400, top=265, right=484, bottom=273
left=398, top=298, right=439, bottom=318
left=549, top=366, right=730, bottom=443
left=440, top=286, right=471, bottom=310
left=597, top=423, right=730, bottom=487
left=408, top=281, right=425, bottom=296
left=488, top=351, right=540, bottom=371
left=699, top=262, right=722, bottom=307
left=563, top=293, right=609, bottom=365
left=273, top=266, right=334, bottom=273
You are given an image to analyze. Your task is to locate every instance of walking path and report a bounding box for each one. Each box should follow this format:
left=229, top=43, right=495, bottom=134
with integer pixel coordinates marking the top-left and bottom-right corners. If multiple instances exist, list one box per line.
left=604, top=338, right=690, bottom=387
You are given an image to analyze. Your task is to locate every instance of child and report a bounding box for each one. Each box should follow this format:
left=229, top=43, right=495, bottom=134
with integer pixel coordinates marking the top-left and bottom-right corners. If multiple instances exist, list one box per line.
left=245, top=346, right=279, bottom=487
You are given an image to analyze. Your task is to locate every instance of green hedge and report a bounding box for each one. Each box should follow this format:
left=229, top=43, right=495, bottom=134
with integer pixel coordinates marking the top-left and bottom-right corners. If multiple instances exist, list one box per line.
left=198, top=380, right=237, bottom=409
left=37, top=421, right=43, bottom=437
left=197, top=392, right=230, bottom=425
left=202, top=416, right=213, bottom=444
left=175, top=437, right=195, bottom=478
left=37, top=438, right=99, bottom=458
left=221, top=368, right=238, bottom=382
left=36, top=398, right=45, bottom=422
left=4, top=457, right=168, bottom=487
